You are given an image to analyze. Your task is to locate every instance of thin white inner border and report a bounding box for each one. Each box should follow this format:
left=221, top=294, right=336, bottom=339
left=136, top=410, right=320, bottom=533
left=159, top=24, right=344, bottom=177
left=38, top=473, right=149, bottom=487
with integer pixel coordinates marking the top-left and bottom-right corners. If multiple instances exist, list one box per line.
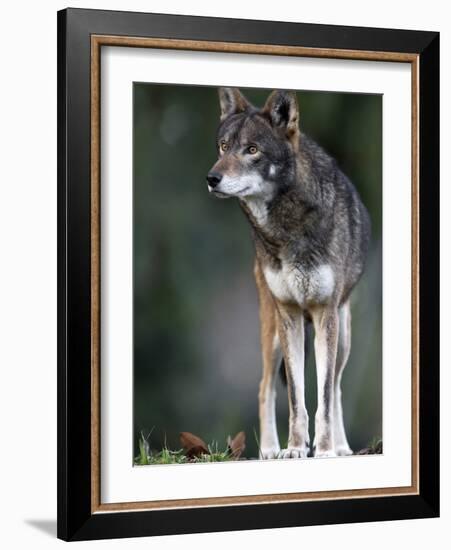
left=101, top=46, right=412, bottom=504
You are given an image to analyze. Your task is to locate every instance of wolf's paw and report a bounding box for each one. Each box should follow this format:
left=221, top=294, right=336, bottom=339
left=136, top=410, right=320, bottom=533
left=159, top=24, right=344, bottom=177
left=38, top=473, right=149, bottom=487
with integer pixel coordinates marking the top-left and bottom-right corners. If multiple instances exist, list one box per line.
left=335, top=445, right=353, bottom=456
left=314, top=449, right=337, bottom=458
left=260, top=447, right=280, bottom=460
left=278, top=447, right=309, bottom=459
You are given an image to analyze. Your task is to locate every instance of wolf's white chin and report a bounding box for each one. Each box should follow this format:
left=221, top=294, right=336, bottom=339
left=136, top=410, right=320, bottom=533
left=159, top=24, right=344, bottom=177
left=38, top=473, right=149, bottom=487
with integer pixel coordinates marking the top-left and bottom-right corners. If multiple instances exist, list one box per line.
left=215, top=173, right=270, bottom=199
left=208, top=185, right=232, bottom=199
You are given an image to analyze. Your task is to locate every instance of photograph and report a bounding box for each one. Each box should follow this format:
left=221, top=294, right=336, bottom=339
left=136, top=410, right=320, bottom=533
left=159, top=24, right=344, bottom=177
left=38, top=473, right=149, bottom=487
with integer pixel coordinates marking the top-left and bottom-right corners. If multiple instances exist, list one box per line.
left=133, top=83, right=383, bottom=465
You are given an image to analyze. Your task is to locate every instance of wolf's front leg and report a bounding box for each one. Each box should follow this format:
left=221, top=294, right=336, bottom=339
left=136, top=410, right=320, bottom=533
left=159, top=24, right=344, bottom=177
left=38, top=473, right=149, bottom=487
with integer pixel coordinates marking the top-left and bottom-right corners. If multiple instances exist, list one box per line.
left=334, top=301, right=353, bottom=456
left=255, top=261, right=281, bottom=459
left=276, top=305, right=309, bottom=459
left=258, top=334, right=281, bottom=460
left=311, top=306, right=339, bottom=457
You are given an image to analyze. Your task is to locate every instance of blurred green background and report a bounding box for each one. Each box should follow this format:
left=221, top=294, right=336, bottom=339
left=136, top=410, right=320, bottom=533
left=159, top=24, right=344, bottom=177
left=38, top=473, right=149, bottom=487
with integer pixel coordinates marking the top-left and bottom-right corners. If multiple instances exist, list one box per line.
left=133, top=83, right=382, bottom=460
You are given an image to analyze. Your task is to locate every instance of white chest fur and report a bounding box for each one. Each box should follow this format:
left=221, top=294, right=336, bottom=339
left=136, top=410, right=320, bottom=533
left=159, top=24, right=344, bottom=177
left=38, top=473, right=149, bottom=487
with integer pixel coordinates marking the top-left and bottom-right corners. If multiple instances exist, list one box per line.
left=263, top=262, right=335, bottom=306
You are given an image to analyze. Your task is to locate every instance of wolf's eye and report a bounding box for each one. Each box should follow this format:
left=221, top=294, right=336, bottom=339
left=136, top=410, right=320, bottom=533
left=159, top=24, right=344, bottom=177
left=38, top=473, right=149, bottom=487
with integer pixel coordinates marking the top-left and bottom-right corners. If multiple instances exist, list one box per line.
left=220, top=141, right=229, bottom=152
left=247, top=145, right=258, bottom=155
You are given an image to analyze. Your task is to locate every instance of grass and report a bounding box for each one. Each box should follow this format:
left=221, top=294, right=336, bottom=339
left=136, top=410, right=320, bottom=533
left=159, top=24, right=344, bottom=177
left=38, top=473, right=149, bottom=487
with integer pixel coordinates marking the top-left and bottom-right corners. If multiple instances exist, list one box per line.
left=367, top=437, right=383, bottom=453
left=134, top=432, right=239, bottom=466
left=134, top=430, right=383, bottom=465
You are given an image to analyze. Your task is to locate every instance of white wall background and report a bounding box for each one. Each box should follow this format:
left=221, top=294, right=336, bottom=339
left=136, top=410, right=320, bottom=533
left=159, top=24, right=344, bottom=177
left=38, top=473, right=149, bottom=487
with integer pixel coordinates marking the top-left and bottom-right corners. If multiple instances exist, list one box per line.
left=0, top=1, right=448, bottom=548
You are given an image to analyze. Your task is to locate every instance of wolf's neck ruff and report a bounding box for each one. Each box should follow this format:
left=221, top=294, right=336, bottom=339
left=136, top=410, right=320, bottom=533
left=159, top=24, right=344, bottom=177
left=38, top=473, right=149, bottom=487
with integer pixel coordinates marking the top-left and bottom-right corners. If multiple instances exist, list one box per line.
left=241, top=196, right=270, bottom=228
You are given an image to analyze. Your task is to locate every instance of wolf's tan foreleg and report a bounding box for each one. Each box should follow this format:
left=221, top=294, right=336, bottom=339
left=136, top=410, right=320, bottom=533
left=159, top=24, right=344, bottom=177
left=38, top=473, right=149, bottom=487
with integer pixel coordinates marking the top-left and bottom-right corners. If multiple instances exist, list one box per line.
left=255, top=262, right=281, bottom=459
left=276, top=304, right=309, bottom=459
left=311, top=306, right=339, bottom=457
left=334, top=301, right=353, bottom=456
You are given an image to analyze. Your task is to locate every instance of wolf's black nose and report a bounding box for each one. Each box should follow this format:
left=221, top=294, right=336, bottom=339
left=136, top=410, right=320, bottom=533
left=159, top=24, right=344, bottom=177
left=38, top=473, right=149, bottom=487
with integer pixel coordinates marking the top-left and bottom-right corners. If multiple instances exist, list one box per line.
left=206, top=172, right=222, bottom=188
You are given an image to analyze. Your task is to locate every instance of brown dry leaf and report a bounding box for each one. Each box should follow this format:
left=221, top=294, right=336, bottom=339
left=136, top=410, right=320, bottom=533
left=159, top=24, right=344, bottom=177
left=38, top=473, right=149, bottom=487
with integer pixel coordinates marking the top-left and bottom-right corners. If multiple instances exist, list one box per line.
left=357, top=447, right=371, bottom=455
left=180, top=432, right=209, bottom=458
left=227, top=431, right=246, bottom=459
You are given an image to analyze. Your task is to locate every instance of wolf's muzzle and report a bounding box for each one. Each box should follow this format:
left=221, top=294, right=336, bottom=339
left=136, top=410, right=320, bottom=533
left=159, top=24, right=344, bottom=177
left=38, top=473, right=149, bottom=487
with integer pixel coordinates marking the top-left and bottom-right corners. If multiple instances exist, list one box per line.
left=206, top=172, right=222, bottom=188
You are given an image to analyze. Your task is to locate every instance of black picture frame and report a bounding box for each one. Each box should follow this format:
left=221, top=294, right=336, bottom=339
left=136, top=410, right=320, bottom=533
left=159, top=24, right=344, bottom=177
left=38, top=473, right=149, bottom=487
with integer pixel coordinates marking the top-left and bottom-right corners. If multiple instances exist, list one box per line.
left=57, top=7, right=439, bottom=542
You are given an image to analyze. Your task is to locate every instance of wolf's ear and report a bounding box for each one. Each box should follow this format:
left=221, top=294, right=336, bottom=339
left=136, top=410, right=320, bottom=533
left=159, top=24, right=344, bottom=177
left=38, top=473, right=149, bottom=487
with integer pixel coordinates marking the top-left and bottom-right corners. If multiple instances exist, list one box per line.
left=218, top=88, right=250, bottom=121
left=263, top=90, right=299, bottom=140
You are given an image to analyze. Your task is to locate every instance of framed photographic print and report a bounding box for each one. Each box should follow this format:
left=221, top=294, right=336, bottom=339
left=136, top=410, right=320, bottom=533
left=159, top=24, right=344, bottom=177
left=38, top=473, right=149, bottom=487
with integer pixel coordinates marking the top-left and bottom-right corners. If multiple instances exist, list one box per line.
left=57, top=8, right=439, bottom=541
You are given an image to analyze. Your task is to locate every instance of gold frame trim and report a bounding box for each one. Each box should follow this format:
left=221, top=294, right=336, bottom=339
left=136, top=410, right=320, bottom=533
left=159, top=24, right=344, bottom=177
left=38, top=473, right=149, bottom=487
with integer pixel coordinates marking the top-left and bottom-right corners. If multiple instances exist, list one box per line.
left=90, top=35, right=420, bottom=514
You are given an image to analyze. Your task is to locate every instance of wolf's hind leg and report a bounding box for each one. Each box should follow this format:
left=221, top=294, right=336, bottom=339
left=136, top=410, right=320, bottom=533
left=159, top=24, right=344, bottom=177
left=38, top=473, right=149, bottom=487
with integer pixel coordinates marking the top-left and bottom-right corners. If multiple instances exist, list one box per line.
left=311, top=306, right=339, bottom=457
left=334, top=301, right=353, bottom=456
left=255, top=261, right=281, bottom=459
